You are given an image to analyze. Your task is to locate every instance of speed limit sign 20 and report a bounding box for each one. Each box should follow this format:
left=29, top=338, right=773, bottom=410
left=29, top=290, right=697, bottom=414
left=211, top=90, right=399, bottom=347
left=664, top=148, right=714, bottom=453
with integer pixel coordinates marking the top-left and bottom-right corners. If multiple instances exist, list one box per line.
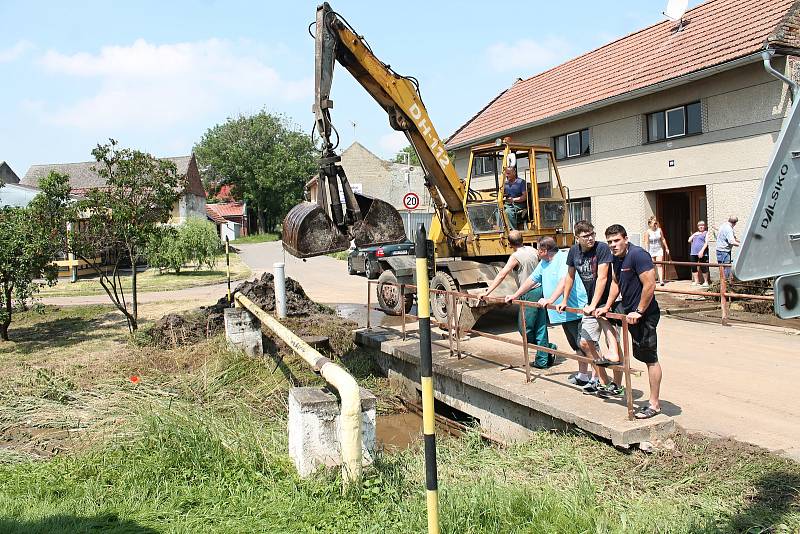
left=403, top=192, right=420, bottom=210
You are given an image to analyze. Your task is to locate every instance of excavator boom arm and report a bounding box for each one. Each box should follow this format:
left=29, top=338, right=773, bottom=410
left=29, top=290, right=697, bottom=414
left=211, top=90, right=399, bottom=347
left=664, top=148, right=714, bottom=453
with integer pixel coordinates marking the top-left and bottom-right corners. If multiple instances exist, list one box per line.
left=316, top=3, right=465, bottom=212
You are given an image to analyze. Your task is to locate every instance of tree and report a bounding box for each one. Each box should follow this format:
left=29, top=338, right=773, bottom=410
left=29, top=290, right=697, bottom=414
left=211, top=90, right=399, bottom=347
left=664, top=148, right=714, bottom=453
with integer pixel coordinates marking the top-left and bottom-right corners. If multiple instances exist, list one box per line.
left=70, top=140, right=183, bottom=333
left=392, top=145, right=420, bottom=166
left=0, top=173, right=71, bottom=341
left=194, top=110, right=317, bottom=233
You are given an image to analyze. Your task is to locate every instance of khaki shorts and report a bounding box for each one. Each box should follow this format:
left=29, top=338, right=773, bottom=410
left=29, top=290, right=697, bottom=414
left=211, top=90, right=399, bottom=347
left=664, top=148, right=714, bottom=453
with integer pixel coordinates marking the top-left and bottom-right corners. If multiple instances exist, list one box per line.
left=579, top=316, right=619, bottom=346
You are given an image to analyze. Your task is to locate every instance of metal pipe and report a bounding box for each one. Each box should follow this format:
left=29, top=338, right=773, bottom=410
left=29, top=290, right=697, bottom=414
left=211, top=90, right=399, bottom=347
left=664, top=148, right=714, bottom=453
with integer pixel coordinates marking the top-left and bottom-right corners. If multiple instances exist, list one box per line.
left=235, top=293, right=362, bottom=484
left=274, top=262, right=287, bottom=318
left=763, top=49, right=798, bottom=101
left=622, top=323, right=634, bottom=421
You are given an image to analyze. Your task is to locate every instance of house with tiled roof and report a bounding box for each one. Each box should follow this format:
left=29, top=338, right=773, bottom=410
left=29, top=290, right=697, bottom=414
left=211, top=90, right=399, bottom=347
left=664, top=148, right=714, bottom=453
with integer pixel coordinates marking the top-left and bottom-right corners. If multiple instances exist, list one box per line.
left=446, top=0, right=800, bottom=279
left=22, top=154, right=207, bottom=225
left=206, top=201, right=248, bottom=241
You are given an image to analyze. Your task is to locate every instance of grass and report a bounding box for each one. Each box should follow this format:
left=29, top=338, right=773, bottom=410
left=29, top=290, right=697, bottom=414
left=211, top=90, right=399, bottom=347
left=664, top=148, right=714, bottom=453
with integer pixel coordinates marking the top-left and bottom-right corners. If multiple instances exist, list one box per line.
left=38, top=253, right=251, bottom=297
left=230, top=232, right=280, bottom=245
left=0, top=305, right=798, bottom=533
left=327, top=250, right=349, bottom=261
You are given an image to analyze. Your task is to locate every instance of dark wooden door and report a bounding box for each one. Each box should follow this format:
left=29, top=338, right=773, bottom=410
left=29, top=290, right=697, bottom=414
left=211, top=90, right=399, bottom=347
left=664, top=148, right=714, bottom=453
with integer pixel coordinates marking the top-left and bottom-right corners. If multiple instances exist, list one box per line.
left=656, top=186, right=707, bottom=280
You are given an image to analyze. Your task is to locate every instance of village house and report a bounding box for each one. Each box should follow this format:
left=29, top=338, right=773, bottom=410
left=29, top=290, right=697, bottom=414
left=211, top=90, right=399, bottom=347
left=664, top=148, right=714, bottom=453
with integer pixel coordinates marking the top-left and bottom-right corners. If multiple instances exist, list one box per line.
left=21, top=154, right=207, bottom=278
left=445, top=0, right=798, bottom=279
left=22, top=154, right=207, bottom=224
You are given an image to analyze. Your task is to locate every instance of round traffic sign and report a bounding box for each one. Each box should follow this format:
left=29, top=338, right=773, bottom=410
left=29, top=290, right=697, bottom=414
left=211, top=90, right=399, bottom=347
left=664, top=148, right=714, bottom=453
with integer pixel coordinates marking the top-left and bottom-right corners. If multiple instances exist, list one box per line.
left=403, top=192, right=420, bottom=210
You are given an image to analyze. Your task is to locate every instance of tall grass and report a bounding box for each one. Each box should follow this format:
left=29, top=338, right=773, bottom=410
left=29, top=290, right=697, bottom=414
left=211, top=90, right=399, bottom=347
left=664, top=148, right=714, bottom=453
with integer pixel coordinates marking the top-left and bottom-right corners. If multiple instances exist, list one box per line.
left=0, top=335, right=798, bottom=532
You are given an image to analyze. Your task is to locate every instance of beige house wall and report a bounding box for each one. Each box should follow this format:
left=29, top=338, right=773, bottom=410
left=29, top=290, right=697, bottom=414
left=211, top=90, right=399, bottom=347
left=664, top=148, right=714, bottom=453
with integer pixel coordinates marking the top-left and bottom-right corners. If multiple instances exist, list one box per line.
left=451, top=58, right=791, bottom=260
left=340, top=142, right=431, bottom=211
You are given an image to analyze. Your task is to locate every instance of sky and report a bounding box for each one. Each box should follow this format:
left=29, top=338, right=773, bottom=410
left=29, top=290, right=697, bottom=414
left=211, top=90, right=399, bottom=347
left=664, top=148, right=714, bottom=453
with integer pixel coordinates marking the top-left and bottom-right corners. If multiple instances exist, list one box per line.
left=0, top=0, right=703, bottom=177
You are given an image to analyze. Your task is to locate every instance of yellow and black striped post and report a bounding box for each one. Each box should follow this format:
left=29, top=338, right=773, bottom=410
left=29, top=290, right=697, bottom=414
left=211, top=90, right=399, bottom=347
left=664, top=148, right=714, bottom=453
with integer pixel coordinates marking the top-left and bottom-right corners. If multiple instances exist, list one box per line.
left=225, top=236, right=232, bottom=306
left=415, top=224, right=440, bottom=534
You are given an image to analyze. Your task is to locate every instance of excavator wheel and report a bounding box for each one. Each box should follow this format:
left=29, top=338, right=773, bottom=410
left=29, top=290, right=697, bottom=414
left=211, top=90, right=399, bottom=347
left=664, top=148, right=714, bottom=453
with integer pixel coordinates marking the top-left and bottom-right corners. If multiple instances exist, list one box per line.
left=376, top=270, right=413, bottom=315
left=430, top=271, right=458, bottom=326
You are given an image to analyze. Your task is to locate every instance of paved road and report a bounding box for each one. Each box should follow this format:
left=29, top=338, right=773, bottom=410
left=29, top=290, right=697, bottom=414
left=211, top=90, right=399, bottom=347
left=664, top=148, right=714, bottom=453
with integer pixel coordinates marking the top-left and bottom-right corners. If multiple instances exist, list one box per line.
left=45, top=240, right=800, bottom=460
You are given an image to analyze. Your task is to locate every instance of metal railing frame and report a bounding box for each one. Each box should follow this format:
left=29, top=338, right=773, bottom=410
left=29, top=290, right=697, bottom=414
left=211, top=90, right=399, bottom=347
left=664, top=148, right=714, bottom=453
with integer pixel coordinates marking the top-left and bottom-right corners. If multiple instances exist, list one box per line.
left=367, top=280, right=640, bottom=420
left=653, top=259, right=773, bottom=326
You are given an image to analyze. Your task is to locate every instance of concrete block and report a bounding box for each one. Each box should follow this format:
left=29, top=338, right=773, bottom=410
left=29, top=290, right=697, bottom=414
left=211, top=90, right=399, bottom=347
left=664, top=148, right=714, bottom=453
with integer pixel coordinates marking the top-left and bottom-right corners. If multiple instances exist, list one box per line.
left=288, top=386, right=376, bottom=478
left=224, top=308, right=263, bottom=357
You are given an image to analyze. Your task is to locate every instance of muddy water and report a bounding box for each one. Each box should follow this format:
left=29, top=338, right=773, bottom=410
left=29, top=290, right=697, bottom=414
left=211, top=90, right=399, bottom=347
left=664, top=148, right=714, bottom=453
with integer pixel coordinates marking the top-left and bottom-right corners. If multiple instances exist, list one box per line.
left=376, top=412, right=422, bottom=452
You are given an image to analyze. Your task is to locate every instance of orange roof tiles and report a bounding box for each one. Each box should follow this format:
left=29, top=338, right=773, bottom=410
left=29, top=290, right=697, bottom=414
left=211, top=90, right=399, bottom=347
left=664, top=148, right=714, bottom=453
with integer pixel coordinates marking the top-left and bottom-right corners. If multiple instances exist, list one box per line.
left=207, top=202, right=244, bottom=221
left=447, top=0, right=799, bottom=149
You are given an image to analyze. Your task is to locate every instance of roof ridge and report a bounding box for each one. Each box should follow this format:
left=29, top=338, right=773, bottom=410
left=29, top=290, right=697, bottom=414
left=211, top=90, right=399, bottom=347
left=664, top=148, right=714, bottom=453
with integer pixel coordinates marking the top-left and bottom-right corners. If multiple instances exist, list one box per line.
left=446, top=87, right=509, bottom=145
left=447, top=0, right=796, bottom=149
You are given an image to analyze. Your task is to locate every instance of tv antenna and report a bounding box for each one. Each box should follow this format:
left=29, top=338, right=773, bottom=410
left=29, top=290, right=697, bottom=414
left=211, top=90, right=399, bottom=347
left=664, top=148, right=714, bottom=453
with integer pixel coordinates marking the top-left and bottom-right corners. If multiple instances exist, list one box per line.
left=663, top=0, right=688, bottom=32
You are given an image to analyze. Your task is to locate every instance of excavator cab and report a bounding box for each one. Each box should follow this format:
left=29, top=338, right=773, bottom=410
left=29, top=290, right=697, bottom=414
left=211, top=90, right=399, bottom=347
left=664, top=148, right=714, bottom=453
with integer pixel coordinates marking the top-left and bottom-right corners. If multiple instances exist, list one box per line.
left=282, top=2, right=407, bottom=258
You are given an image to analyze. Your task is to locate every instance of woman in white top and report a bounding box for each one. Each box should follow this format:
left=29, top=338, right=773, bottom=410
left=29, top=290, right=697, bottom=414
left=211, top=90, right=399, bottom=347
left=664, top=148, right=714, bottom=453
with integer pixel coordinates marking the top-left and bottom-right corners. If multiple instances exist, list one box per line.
left=645, top=216, right=670, bottom=286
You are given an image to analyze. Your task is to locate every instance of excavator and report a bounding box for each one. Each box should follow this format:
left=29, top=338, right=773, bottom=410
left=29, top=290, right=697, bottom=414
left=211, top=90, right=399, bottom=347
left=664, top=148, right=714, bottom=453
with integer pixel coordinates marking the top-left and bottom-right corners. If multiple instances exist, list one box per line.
left=283, top=3, right=573, bottom=327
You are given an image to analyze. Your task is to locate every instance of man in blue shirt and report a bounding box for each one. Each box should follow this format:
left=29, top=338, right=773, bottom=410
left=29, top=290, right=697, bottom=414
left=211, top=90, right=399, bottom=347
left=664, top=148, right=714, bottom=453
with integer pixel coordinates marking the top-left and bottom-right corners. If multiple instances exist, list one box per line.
left=505, top=237, right=589, bottom=382
left=596, top=224, right=662, bottom=419
left=715, top=216, right=740, bottom=279
left=503, top=166, right=527, bottom=230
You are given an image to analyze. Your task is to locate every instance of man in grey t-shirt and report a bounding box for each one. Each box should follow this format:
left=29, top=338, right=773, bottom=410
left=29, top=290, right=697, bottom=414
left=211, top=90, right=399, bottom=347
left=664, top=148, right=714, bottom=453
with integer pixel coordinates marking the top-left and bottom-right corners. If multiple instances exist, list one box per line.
left=715, top=216, right=740, bottom=279
left=481, top=230, right=555, bottom=367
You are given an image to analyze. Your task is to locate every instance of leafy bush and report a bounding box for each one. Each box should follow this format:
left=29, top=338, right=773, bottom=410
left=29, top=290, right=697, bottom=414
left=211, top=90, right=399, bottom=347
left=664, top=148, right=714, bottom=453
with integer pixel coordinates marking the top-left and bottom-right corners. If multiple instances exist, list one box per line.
left=180, top=216, right=220, bottom=270
left=146, top=227, right=184, bottom=273
left=146, top=217, right=220, bottom=273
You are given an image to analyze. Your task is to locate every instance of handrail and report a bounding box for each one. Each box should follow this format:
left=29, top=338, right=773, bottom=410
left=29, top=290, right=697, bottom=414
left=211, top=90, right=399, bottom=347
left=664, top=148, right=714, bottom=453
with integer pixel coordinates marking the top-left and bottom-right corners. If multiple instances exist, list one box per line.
left=234, top=293, right=362, bottom=484
left=368, top=280, right=638, bottom=419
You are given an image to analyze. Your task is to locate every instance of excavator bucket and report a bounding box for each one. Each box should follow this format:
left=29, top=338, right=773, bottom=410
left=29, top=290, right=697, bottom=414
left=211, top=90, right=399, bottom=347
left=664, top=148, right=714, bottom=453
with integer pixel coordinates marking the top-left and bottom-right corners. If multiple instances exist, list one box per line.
left=282, top=191, right=407, bottom=258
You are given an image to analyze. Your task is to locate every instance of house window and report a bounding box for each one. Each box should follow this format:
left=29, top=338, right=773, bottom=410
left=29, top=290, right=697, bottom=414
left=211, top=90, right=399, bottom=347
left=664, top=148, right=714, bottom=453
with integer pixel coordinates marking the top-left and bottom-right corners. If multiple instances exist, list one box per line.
left=554, top=128, right=590, bottom=160
left=647, top=101, right=701, bottom=142
left=471, top=155, right=499, bottom=176
left=567, top=198, right=591, bottom=230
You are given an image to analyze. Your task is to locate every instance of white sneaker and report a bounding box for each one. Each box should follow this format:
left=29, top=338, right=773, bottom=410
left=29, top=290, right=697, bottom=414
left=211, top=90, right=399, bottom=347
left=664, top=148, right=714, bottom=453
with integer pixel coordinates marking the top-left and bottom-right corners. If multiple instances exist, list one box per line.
left=701, top=282, right=709, bottom=288
left=690, top=282, right=698, bottom=286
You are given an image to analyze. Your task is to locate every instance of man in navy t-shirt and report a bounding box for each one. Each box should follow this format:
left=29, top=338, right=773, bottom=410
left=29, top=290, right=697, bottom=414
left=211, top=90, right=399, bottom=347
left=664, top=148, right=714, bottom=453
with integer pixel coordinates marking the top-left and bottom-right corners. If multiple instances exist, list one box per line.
left=554, top=220, right=622, bottom=395
left=596, top=224, right=663, bottom=419
left=503, top=166, right=527, bottom=230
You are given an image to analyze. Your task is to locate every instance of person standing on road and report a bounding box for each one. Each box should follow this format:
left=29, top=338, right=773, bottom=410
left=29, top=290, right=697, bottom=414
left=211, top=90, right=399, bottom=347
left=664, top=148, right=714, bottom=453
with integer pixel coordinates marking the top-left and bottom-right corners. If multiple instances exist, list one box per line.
left=505, top=237, right=590, bottom=385
left=503, top=166, right=528, bottom=230
left=645, top=216, right=670, bottom=287
left=715, top=216, right=740, bottom=279
left=688, top=220, right=710, bottom=287
left=481, top=230, right=555, bottom=368
left=596, top=224, right=663, bottom=419
left=551, top=220, right=623, bottom=396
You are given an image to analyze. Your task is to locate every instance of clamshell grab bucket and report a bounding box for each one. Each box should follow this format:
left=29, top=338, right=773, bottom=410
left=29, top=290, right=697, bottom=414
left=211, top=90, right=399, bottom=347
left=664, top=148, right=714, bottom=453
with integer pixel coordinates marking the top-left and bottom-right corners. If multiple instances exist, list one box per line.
left=282, top=192, right=407, bottom=258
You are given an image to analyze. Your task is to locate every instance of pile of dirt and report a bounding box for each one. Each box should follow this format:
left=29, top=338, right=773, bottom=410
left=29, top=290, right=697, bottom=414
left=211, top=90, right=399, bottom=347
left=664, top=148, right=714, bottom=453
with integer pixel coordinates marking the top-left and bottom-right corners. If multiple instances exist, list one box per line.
left=148, top=273, right=333, bottom=348
left=234, top=272, right=331, bottom=316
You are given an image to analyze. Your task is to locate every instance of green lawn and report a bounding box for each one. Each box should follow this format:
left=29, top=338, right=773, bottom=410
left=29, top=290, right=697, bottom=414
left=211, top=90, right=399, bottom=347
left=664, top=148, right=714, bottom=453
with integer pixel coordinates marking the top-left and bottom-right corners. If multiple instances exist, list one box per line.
left=230, top=232, right=280, bottom=245
left=0, top=305, right=798, bottom=533
left=38, top=254, right=251, bottom=297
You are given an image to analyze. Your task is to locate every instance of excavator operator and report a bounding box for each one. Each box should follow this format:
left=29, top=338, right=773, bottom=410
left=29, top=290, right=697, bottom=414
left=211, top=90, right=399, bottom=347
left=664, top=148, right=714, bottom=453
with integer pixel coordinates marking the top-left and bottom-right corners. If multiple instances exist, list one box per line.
left=503, top=166, right=528, bottom=230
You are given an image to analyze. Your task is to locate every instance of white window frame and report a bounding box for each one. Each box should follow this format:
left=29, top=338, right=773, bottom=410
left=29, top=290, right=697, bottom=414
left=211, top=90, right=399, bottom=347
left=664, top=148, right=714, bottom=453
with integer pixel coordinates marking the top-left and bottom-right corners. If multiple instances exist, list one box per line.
left=665, top=106, right=686, bottom=139
left=566, top=132, right=581, bottom=157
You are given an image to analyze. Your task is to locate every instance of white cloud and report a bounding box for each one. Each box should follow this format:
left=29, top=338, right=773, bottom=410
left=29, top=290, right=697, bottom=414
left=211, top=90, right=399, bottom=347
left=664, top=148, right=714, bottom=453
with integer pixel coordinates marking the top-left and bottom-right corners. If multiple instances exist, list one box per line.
left=485, top=38, right=572, bottom=74
left=378, top=131, right=408, bottom=157
left=0, top=40, right=33, bottom=63
left=34, top=38, right=312, bottom=130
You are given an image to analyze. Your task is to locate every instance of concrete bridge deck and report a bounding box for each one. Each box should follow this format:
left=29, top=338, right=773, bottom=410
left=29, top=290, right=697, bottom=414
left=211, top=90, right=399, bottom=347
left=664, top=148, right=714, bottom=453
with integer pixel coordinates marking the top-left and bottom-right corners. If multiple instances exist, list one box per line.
left=356, top=325, right=675, bottom=448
